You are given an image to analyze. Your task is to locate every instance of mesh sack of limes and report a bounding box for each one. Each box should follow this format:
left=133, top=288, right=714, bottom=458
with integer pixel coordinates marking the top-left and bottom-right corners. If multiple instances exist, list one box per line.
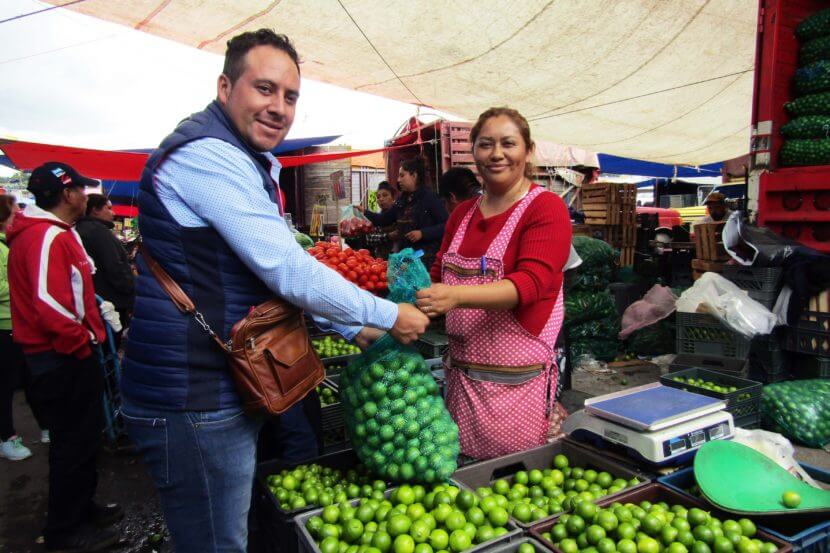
left=340, top=249, right=460, bottom=483
left=761, top=379, right=830, bottom=448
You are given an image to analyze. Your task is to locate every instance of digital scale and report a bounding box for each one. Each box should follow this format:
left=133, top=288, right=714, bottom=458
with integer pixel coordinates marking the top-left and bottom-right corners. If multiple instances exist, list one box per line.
left=562, top=383, right=735, bottom=466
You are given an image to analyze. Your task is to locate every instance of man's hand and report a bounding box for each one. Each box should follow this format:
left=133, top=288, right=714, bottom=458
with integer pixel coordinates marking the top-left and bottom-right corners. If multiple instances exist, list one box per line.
left=389, top=303, right=429, bottom=344
left=354, top=327, right=385, bottom=350
left=405, top=230, right=423, bottom=243
left=416, top=283, right=459, bottom=317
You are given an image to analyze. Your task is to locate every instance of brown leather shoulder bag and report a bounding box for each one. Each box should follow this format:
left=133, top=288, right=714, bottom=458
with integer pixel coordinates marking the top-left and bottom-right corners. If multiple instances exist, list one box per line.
left=139, top=244, right=324, bottom=415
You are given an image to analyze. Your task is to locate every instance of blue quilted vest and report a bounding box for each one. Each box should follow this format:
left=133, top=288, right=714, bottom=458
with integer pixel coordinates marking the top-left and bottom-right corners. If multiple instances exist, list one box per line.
left=122, top=100, right=275, bottom=410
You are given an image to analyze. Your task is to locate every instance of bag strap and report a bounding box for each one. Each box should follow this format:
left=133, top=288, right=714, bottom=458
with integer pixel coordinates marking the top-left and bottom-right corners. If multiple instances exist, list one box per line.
left=139, top=243, right=230, bottom=352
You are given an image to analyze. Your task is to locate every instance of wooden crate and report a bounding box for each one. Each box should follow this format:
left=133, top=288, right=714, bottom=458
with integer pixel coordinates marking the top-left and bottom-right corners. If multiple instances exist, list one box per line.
left=693, top=223, right=729, bottom=261
left=691, top=258, right=726, bottom=280
left=619, top=246, right=635, bottom=267
left=582, top=183, right=637, bottom=206
left=572, top=224, right=592, bottom=238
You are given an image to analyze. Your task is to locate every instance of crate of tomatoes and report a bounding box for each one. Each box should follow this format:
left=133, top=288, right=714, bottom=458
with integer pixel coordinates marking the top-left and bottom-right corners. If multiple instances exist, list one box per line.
left=307, top=241, right=388, bottom=294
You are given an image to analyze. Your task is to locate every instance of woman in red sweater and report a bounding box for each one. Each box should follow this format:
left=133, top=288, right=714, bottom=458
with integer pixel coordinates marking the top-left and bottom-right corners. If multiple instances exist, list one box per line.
left=416, top=107, right=571, bottom=459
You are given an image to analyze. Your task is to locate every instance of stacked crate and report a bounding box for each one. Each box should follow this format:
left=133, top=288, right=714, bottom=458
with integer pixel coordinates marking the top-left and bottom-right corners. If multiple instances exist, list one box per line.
left=581, top=182, right=637, bottom=266
left=691, top=222, right=729, bottom=279
left=785, top=289, right=830, bottom=378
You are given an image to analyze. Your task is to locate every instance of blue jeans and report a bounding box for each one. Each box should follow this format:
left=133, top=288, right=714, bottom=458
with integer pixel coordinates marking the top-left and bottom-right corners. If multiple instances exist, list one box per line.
left=121, top=398, right=262, bottom=553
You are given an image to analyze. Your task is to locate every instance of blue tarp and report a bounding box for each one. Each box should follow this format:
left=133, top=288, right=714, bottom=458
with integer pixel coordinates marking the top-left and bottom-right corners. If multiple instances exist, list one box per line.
left=598, top=153, right=722, bottom=179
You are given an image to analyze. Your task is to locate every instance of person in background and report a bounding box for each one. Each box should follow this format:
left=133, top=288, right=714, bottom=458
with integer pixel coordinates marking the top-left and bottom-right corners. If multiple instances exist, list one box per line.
left=0, top=195, right=49, bottom=461
left=76, top=194, right=135, bottom=341
left=121, top=29, right=428, bottom=552
left=362, top=157, right=448, bottom=267
left=7, top=163, right=121, bottom=551
left=418, top=107, right=571, bottom=460
left=698, top=192, right=732, bottom=224
left=370, top=181, right=398, bottom=259
left=438, top=166, right=482, bottom=213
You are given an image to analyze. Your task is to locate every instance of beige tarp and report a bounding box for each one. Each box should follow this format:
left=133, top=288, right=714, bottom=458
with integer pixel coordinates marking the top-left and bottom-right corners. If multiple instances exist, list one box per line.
left=50, top=0, right=756, bottom=165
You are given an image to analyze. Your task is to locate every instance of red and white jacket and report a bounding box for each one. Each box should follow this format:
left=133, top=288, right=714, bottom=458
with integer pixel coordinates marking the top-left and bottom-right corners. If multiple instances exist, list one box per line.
left=7, top=205, right=106, bottom=359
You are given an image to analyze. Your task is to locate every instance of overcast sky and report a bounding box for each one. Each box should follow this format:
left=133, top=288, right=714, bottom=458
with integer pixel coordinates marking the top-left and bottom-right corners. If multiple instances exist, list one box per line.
left=0, top=0, right=455, bottom=177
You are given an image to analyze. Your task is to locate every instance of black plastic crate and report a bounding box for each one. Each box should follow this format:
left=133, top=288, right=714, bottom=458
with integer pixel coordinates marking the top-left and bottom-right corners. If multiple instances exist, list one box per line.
left=318, top=378, right=348, bottom=451
left=451, top=439, right=650, bottom=530
left=669, top=353, right=748, bottom=377
left=792, top=354, right=830, bottom=379
left=416, top=330, right=449, bottom=360
left=676, top=312, right=752, bottom=359
left=254, top=449, right=364, bottom=553
left=749, top=333, right=790, bottom=384
left=529, top=484, right=792, bottom=553
left=734, top=412, right=762, bottom=429
left=659, top=464, right=830, bottom=553
left=784, top=310, right=830, bottom=357
left=661, top=367, right=762, bottom=422
left=722, top=266, right=783, bottom=294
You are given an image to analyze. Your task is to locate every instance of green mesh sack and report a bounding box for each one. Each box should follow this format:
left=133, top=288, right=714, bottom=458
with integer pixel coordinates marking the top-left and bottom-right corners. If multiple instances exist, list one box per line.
left=800, top=35, right=830, bottom=66
left=340, top=334, right=460, bottom=483
left=794, top=61, right=830, bottom=95
left=564, top=290, right=617, bottom=329
left=761, top=379, right=830, bottom=448
left=626, top=318, right=676, bottom=356
left=796, top=8, right=830, bottom=42
left=780, top=138, right=830, bottom=166
left=784, top=91, right=830, bottom=116
left=386, top=248, right=431, bottom=304
left=780, top=115, right=830, bottom=138
left=571, top=236, right=616, bottom=291
left=568, top=318, right=620, bottom=362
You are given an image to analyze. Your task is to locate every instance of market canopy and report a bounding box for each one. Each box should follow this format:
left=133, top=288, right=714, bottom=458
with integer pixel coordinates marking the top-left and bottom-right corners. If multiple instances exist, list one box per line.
left=48, top=0, right=757, bottom=166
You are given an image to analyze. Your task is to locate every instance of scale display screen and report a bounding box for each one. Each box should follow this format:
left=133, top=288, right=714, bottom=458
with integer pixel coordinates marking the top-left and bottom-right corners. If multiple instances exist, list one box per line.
left=661, top=421, right=728, bottom=459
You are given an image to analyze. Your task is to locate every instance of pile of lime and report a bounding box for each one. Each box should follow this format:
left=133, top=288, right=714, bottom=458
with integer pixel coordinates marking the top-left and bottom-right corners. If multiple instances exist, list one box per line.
left=266, top=463, right=386, bottom=511
left=672, top=377, right=751, bottom=400
left=341, top=345, right=459, bottom=483
left=471, top=454, right=641, bottom=525
left=305, top=483, right=513, bottom=553
left=318, top=386, right=339, bottom=406
left=540, top=498, right=780, bottom=553
left=314, top=336, right=361, bottom=358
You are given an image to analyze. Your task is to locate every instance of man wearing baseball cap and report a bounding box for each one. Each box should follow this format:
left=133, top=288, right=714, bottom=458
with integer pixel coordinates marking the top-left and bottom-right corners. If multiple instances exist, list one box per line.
left=6, top=162, right=121, bottom=551
left=698, top=191, right=732, bottom=224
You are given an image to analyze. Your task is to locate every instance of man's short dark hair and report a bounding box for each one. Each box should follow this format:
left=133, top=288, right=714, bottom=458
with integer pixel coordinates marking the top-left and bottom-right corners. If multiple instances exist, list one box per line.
left=33, top=189, right=62, bottom=211
left=86, top=193, right=109, bottom=216
left=223, top=29, right=300, bottom=84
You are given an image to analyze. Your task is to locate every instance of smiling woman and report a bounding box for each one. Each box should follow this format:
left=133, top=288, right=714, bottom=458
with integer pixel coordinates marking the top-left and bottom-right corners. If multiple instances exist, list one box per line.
left=418, top=107, right=572, bottom=460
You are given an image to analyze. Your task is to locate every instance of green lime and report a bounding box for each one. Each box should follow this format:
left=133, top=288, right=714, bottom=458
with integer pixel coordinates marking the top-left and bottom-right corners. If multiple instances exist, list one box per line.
left=455, top=490, right=476, bottom=511
left=693, top=542, right=712, bottom=553
left=448, top=530, right=471, bottom=553
left=587, top=525, right=607, bottom=545
left=512, top=503, right=533, bottom=523
left=493, top=480, right=510, bottom=496
left=781, top=491, right=801, bottom=509
left=518, top=543, right=536, bottom=553
left=577, top=501, right=599, bottom=522
left=566, top=514, right=586, bottom=535
left=618, top=522, right=637, bottom=541
left=641, top=515, right=664, bottom=536
left=429, top=529, right=449, bottom=550
left=321, top=537, right=340, bottom=553
left=668, top=544, right=689, bottom=553
left=553, top=454, right=569, bottom=469
left=414, top=544, right=433, bottom=553
left=445, top=511, right=466, bottom=532
left=688, top=509, right=709, bottom=527
left=637, top=537, right=660, bottom=553
left=475, top=525, right=495, bottom=545
left=487, top=507, right=509, bottom=528
left=714, top=536, right=734, bottom=553
left=737, top=520, right=756, bottom=538
left=617, top=538, right=637, bottom=553
left=736, top=540, right=759, bottom=553
left=373, top=532, right=393, bottom=553
left=394, top=534, right=416, bottom=553
left=387, top=514, right=412, bottom=537
left=693, top=526, right=715, bottom=545
left=560, top=539, right=579, bottom=553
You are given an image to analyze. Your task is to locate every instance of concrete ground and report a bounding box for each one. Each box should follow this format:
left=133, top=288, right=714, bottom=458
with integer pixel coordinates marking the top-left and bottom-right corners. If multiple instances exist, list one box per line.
left=1, top=366, right=828, bottom=552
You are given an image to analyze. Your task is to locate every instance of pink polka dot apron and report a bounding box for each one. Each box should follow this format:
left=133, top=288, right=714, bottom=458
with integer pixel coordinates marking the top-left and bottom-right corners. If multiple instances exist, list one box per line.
left=442, top=186, right=565, bottom=460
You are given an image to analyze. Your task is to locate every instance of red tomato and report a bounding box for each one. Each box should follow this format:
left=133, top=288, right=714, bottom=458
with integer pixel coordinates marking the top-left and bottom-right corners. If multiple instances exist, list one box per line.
left=369, top=273, right=379, bottom=282
left=365, top=281, right=375, bottom=291
left=347, top=270, right=358, bottom=281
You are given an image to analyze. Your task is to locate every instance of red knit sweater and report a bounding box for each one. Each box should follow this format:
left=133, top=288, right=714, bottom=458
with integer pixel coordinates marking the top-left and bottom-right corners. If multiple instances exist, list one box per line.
left=430, top=185, right=572, bottom=337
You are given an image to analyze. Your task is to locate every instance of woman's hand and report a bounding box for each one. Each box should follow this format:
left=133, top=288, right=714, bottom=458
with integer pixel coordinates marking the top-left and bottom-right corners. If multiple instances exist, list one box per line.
left=416, top=284, right=459, bottom=317
left=405, top=229, right=423, bottom=242
left=353, top=205, right=365, bottom=214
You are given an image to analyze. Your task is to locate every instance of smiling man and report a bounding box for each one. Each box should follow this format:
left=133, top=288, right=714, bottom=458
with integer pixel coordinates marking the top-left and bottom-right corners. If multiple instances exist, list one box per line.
left=121, top=30, right=428, bottom=552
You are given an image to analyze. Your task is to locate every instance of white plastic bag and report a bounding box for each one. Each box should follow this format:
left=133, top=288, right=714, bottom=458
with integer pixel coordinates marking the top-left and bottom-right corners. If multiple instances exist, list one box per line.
left=676, top=272, right=776, bottom=338
left=732, top=428, right=822, bottom=488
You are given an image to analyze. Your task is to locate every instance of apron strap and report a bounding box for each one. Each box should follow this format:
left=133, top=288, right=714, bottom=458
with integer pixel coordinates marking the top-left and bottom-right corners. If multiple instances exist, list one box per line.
left=447, top=196, right=483, bottom=254
left=485, top=186, right=546, bottom=260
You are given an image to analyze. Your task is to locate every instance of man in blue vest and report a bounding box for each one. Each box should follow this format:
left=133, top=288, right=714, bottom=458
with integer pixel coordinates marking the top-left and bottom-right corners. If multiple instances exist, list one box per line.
left=120, top=29, right=429, bottom=552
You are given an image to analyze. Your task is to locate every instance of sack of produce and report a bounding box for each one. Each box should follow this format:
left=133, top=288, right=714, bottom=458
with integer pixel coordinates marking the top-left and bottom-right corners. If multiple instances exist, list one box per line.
left=338, top=205, right=373, bottom=237
left=794, top=60, right=830, bottom=95
left=761, top=379, right=830, bottom=448
left=780, top=138, right=830, bottom=166
left=625, top=317, right=676, bottom=356
left=800, top=34, right=830, bottom=66
left=784, top=91, right=830, bottom=117
left=340, top=335, right=460, bottom=483
left=780, top=114, right=830, bottom=138
left=796, top=7, right=830, bottom=42
left=569, top=318, right=620, bottom=362
left=564, top=290, right=617, bottom=329
left=571, top=236, right=616, bottom=291
left=386, top=248, right=432, bottom=304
